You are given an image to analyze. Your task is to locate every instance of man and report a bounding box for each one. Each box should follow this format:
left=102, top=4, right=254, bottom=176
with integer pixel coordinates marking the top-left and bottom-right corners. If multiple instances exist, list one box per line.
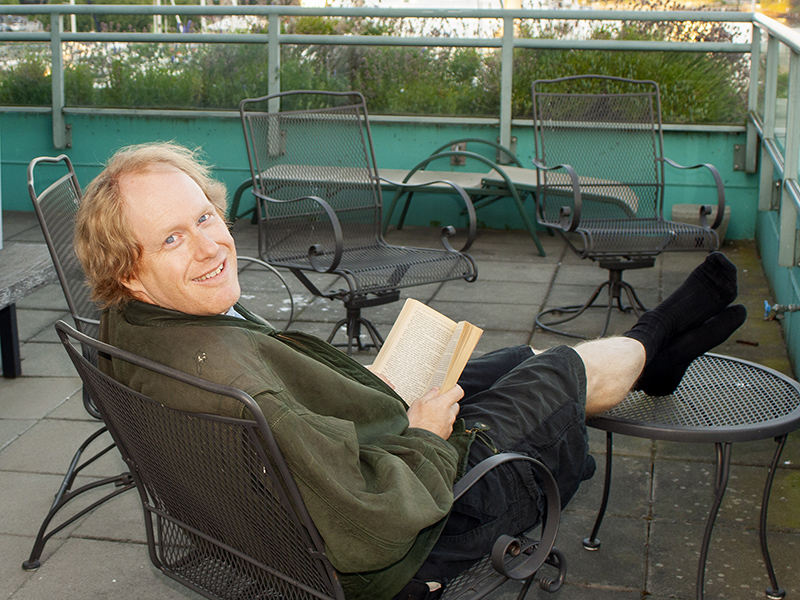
left=74, top=142, right=746, bottom=600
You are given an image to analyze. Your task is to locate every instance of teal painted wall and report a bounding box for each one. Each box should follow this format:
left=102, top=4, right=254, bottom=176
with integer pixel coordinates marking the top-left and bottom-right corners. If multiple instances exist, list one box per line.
left=757, top=209, right=800, bottom=376
left=1, top=111, right=759, bottom=240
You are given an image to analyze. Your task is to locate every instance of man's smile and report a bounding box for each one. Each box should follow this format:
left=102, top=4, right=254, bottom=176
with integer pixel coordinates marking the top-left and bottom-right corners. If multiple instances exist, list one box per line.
left=193, top=261, right=225, bottom=282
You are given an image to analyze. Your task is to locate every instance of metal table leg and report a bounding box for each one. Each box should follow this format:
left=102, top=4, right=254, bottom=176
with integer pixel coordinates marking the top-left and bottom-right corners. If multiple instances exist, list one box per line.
left=696, top=442, right=732, bottom=600
left=761, top=435, right=787, bottom=600
left=583, top=431, right=614, bottom=550
left=0, top=303, right=22, bottom=378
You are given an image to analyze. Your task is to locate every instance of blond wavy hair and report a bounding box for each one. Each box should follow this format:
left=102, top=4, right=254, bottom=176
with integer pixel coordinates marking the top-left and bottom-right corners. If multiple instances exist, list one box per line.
left=75, top=142, right=229, bottom=308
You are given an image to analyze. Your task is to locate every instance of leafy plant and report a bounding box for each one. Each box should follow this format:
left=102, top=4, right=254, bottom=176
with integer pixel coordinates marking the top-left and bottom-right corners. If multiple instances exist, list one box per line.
left=0, top=2, right=749, bottom=124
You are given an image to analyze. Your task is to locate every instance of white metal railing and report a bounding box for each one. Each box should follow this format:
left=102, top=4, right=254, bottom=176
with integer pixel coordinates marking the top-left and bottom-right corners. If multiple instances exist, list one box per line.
left=0, top=4, right=799, bottom=264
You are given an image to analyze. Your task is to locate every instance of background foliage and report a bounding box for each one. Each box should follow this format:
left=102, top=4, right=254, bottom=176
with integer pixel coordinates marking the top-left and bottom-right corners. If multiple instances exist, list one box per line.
left=0, top=0, right=749, bottom=124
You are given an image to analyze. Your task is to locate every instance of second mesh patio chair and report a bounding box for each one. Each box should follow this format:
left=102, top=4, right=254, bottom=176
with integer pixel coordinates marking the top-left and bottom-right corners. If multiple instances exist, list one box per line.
left=23, top=155, right=135, bottom=569
left=239, top=90, right=478, bottom=353
left=531, top=75, right=726, bottom=338
left=56, top=319, right=567, bottom=600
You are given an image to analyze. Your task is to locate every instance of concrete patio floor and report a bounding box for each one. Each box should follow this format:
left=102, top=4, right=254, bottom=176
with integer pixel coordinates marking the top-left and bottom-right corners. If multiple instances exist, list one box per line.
left=1, top=209, right=798, bottom=600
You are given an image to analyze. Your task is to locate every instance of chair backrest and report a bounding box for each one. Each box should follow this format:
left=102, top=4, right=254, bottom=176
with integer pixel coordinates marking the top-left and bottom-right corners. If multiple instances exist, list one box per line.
left=55, top=320, right=344, bottom=600
left=27, top=155, right=100, bottom=338
left=532, top=75, right=664, bottom=224
left=240, top=90, right=383, bottom=265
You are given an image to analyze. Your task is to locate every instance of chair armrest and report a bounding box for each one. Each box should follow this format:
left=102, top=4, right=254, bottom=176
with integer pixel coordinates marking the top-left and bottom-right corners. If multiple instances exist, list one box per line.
left=255, top=192, right=344, bottom=273
left=428, top=138, right=524, bottom=167
left=453, top=452, right=562, bottom=583
left=661, top=158, right=726, bottom=230
left=236, top=255, right=295, bottom=330
left=380, top=173, right=477, bottom=252
left=530, top=158, right=583, bottom=232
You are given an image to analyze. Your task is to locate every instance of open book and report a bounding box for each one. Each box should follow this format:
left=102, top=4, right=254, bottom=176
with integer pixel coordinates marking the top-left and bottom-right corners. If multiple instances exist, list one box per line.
left=371, top=298, right=483, bottom=404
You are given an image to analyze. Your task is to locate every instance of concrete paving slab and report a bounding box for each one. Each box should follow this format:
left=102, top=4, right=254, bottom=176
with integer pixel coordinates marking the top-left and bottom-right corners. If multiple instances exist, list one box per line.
left=0, top=470, right=95, bottom=537
left=73, top=487, right=147, bottom=544
left=552, top=513, right=647, bottom=591
left=0, top=419, right=35, bottom=452
left=27, top=312, right=73, bottom=343
left=8, top=537, right=196, bottom=600
left=15, top=308, right=69, bottom=343
left=563, top=455, right=652, bottom=521
left=16, top=341, right=77, bottom=378
left=460, top=260, right=555, bottom=284
left=46, top=387, right=93, bottom=420
left=0, top=534, right=39, bottom=599
left=0, top=375, right=81, bottom=420
left=430, top=299, right=539, bottom=333
left=436, top=279, right=547, bottom=306
left=14, top=282, right=69, bottom=311
left=651, top=459, right=792, bottom=528
left=647, top=520, right=799, bottom=600
left=473, top=330, right=532, bottom=355
left=586, top=428, right=654, bottom=458
left=0, top=418, right=125, bottom=477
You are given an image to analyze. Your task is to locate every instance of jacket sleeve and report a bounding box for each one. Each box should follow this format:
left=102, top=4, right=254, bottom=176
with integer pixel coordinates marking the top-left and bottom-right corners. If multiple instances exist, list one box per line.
left=263, top=396, right=459, bottom=573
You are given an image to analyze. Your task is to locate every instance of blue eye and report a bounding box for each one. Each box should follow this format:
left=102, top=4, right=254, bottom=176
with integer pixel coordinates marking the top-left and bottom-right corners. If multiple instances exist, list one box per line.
left=165, top=235, right=176, bottom=245
left=199, top=213, right=210, bottom=224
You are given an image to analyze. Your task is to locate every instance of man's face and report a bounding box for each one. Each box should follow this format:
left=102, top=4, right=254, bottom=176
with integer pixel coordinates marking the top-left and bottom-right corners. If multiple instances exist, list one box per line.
left=120, top=165, right=240, bottom=316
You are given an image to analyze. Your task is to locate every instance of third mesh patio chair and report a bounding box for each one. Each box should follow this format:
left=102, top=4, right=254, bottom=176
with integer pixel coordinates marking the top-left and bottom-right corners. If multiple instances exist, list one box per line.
left=531, top=75, right=726, bottom=338
left=239, top=90, right=478, bottom=354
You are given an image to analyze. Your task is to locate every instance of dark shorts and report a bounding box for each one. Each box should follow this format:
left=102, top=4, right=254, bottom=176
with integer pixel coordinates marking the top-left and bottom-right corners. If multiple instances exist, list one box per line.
left=416, top=345, right=595, bottom=584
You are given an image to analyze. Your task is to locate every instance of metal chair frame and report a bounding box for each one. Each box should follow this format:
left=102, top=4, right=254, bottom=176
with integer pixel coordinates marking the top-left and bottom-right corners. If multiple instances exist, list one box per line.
left=240, top=90, right=478, bottom=353
left=56, top=319, right=567, bottom=600
left=23, top=155, right=135, bottom=570
left=531, top=74, right=726, bottom=338
left=384, top=137, right=547, bottom=257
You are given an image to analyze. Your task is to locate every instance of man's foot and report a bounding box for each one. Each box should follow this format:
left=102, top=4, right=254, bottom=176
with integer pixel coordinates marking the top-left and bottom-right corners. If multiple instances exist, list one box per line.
left=624, top=252, right=738, bottom=364
left=635, top=304, right=747, bottom=396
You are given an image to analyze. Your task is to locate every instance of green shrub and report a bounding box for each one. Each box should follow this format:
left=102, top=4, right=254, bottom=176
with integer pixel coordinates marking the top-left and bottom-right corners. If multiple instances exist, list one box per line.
left=0, top=7, right=749, bottom=124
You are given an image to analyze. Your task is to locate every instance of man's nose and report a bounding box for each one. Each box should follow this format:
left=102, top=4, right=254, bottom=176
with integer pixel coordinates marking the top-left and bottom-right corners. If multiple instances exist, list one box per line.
left=194, top=230, right=219, bottom=258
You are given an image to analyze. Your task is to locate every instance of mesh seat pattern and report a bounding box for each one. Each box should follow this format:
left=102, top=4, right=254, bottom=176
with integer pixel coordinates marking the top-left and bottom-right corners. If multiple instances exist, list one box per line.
left=78, top=363, right=339, bottom=600
left=604, top=354, right=800, bottom=432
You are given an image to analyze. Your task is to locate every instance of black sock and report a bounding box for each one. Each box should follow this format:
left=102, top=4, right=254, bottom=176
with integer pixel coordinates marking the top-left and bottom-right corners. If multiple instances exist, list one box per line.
left=624, top=252, right=738, bottom=364
left=635, top=304, right=747, bottom=397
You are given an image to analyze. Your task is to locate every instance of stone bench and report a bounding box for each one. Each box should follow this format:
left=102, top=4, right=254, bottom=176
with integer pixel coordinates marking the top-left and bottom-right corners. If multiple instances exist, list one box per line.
left=0, top=242, right=56, bottom=377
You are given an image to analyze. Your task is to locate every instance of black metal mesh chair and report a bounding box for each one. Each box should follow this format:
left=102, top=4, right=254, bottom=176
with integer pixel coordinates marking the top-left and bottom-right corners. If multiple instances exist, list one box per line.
left=56, top=320, right=567, bottom=600
left=240, top=90, right=478, bottom=353
left=531, top=75, right=725, bottom=338
left=23, top=155, right=135, bottom=570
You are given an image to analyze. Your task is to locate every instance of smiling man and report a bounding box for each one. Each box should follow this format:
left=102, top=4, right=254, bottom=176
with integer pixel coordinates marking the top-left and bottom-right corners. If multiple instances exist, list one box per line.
left=74, top=142, right=746, bottom=600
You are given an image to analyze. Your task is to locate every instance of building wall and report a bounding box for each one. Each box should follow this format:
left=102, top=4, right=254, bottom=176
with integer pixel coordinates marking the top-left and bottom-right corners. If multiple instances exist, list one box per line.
left=2, top=111, right=758, bottom=239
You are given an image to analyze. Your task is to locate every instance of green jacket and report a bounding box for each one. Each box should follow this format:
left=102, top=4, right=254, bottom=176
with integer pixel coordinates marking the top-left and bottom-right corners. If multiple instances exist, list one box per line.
left=100, top=301, right=473, bottom=600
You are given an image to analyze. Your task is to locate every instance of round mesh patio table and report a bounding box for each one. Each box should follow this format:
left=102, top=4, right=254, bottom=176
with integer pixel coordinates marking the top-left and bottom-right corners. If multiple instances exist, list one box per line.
left=585, top=353, right=800, bottom=600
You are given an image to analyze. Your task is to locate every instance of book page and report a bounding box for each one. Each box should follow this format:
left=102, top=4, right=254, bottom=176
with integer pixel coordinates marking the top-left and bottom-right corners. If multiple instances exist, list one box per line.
left=372, top=299, right=457, bottom=403
left=429, top=322, right=465, bottom=390
left=440, top=322, right=483, bottom=392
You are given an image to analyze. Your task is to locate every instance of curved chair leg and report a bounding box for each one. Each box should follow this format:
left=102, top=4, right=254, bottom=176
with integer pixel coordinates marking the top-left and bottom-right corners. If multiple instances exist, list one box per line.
left=761, top=435, right=787, bottom=600
left=536, top=269, right=648, bottom=339
left=695, top=442, right=732, bottom=600
left=22, top=426, right=135, bottom=570
left=583, top=431, right=613, bottom=550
